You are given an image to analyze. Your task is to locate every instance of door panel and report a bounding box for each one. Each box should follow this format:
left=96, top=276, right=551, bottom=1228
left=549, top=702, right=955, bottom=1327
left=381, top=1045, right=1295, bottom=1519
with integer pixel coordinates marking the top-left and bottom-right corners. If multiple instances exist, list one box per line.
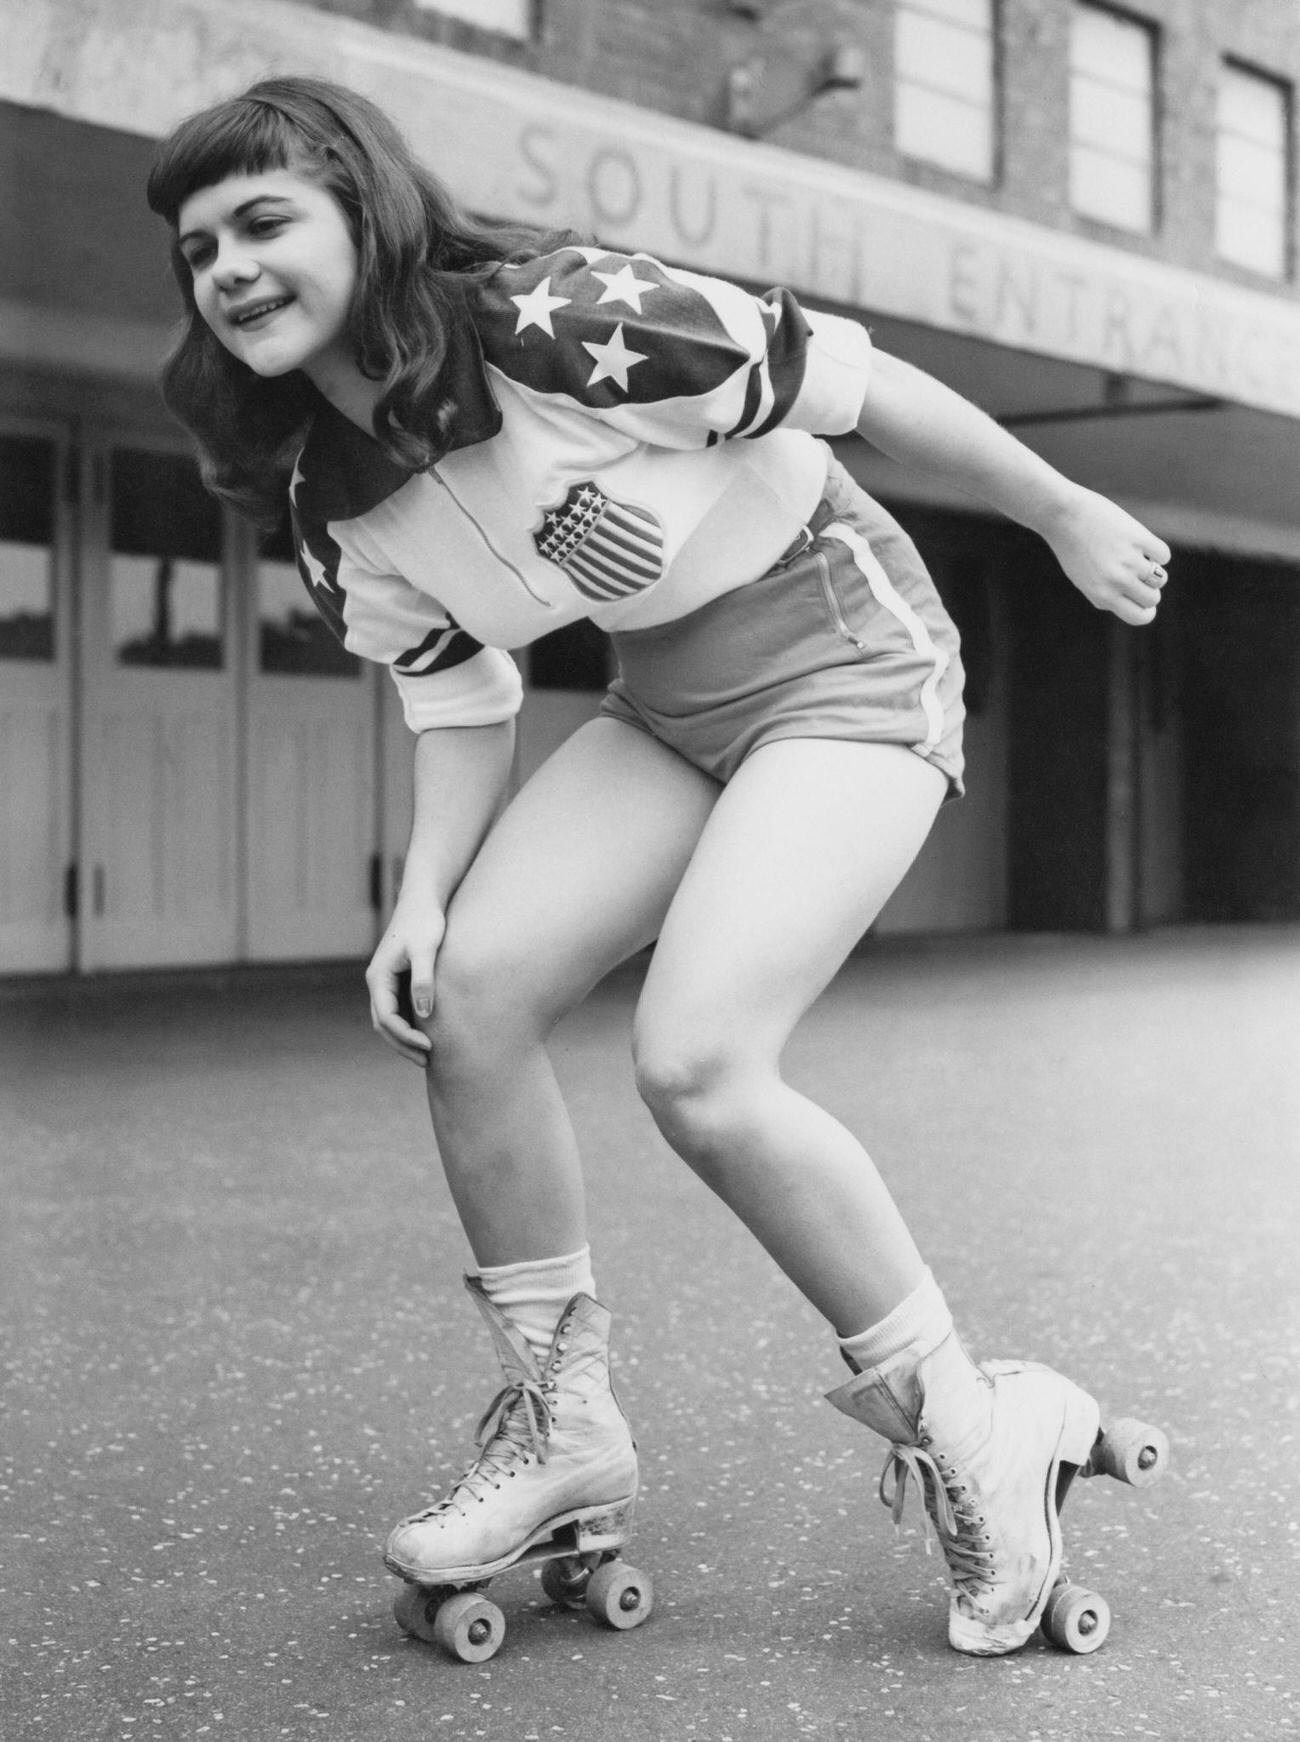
left=244, top=536, right=378, bottom=960
left=0, top=427, right=73, bottom=972
left=79, top=441, right=239, bottom=969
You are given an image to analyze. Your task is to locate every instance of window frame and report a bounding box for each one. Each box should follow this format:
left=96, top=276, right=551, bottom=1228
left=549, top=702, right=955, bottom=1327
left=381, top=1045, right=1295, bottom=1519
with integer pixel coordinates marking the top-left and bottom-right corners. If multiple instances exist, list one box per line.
left=1068, top=0, right=1161, bottom=237
left=1215, top=57, right=1293, bottom=282
left=409, top=0, right=537, bottom=41
left=893, top=0, right=1001, bottom=186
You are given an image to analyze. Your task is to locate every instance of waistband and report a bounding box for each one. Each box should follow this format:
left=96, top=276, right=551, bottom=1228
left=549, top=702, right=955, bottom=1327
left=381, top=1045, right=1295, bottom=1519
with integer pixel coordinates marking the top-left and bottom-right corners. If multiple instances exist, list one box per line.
left=773, top=493, right=840, bottom=568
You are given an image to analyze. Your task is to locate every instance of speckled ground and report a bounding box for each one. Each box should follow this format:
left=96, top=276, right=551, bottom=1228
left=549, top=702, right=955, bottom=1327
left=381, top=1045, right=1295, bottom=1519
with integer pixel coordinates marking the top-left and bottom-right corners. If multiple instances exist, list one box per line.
left=1, top=929, right=1297, bottom=1742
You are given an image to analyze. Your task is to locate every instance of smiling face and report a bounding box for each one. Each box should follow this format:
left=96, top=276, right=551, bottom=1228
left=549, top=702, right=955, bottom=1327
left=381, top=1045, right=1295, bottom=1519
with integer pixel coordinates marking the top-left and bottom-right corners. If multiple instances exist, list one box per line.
left=177, top=169, right=360, bottom=392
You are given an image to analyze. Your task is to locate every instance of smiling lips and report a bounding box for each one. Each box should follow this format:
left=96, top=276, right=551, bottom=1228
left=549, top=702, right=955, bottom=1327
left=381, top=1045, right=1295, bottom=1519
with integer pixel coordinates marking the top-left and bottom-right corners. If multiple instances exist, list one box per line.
left=230, top=296, right=293, bottom=328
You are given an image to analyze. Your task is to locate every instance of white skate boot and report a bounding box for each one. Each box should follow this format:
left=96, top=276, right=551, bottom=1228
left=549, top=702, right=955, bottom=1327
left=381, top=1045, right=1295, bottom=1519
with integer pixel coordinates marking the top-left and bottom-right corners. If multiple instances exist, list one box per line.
left=827, top=1332, right=1103, bottom=1656
left=385, top=1279, right=650, bottom=1661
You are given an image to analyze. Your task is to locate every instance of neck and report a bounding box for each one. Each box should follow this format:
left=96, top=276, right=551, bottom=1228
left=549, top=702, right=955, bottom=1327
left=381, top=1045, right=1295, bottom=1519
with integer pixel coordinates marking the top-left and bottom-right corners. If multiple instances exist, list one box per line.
left=303, top=353, right=383, bottom=437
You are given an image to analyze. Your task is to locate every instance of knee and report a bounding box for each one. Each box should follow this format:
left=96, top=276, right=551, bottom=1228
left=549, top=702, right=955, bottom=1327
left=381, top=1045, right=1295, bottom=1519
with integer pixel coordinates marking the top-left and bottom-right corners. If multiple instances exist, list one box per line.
left=425, top=923, right=543, bottom=1074
left=632, top=1025, right=756, bottom=1154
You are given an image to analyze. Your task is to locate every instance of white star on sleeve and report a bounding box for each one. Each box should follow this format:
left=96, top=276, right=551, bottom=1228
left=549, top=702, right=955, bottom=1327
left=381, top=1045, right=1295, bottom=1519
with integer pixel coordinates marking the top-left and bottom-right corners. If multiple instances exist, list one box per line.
left=590, top=262, right=659, bottom=314
left=297, top=535, right=331, bottom=594
left=511, top=276, right=571, bottom=338
left=581, top=324, right=649, bottom=392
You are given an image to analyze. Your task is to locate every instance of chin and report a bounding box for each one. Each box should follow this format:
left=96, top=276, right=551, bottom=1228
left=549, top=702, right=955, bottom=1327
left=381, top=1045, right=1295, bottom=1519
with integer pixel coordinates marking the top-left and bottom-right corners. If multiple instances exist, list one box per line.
left=232, top=347, right=304, bottom=380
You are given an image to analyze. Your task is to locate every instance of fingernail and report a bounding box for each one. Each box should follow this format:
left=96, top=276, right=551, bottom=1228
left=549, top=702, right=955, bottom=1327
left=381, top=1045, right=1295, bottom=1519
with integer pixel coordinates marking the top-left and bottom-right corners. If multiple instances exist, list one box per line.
left=414, top=997, right=430, bottom=1018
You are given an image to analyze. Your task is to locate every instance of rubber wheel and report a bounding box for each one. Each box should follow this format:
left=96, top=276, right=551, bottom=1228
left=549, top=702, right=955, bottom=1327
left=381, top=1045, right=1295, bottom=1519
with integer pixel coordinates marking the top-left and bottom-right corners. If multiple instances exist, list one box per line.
left=432, top=1590, right=506, bottom=1663
left=393, top=1583, right=442, bottom=1644
left=1094, top=1418, right=1170, bottom=1487
left=585, top=1559, right=653, bottom=1631
left=1041, top=1580, right=1111, bottom=1655
left=540, top=1556, right=591, bottom=1609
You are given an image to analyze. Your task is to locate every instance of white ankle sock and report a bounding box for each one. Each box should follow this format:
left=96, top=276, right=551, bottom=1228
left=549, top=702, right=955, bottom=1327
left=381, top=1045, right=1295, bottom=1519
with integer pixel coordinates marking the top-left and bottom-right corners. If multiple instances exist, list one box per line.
left=838, top=1268, right=954, bottom=1374
left=476, top=1245, right=596, bottom=1365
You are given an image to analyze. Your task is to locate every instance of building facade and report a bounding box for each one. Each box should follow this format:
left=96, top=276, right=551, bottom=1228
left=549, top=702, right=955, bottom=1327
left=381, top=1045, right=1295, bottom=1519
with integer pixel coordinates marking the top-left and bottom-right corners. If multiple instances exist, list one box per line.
left=1, top=0, right=1298, bottom=974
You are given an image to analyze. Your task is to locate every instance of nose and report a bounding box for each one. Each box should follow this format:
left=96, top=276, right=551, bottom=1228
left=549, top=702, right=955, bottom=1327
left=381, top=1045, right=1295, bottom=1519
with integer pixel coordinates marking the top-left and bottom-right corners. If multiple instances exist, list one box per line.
left=211, top=239, right=259, bottom=293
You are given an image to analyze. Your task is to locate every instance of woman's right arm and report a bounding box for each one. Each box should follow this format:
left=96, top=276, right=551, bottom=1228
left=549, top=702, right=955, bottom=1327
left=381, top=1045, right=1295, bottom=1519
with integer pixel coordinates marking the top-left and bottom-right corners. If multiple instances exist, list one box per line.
left=367, top=720, right=516, bottom=1063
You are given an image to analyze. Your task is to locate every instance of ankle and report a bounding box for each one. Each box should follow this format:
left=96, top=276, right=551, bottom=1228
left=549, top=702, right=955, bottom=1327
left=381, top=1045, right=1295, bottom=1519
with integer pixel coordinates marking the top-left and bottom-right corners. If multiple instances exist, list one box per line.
left=475, top=1245, right=596, bottom=1365
left=838, top=1269, right=954, bottom=1376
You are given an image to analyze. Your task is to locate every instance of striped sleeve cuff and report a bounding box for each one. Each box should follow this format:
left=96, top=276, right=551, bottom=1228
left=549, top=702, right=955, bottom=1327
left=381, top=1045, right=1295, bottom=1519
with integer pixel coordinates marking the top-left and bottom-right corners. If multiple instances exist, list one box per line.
left=390, top=648, right=524, bottom=733
left=786, top=309, right=874, bottom=435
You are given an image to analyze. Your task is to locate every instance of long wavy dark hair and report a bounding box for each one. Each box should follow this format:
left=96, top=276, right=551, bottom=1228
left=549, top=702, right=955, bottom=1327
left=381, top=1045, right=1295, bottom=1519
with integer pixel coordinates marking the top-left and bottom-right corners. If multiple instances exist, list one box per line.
left=147, top=76, right=573, bottom=524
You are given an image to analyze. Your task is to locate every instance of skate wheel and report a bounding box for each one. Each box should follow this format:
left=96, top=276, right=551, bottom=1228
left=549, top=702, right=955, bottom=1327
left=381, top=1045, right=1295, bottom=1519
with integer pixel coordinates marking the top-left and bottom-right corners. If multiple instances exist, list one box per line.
left=540, top=1555, right=592, bottom=1610
left=432, top=1591, right=505, bottom=1663
left=585, top=1559, right=653, bottom=1631
left=1093, top=1418, right=1170, bottom=1487
left=393, top=1582, right=444, bottom=1644
left=1041, top=1580, right=1111, bottom=1655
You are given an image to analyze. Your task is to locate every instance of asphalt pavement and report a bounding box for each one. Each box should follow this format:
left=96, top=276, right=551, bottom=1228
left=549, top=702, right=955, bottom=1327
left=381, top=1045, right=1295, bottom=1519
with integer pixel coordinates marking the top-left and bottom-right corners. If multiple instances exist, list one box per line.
left=2, top=928, right=1297, bottom=1742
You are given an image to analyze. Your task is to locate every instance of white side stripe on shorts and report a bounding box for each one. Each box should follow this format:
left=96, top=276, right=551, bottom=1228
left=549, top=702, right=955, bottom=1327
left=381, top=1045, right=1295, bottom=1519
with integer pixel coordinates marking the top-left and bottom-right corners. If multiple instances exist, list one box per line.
left=823, top=521, right=950, bottom=756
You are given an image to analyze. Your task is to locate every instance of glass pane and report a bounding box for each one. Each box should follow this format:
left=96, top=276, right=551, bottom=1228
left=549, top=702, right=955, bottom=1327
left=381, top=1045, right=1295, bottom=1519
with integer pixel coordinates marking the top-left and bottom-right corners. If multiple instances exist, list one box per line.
left=1217, top=198, right=1286, bottom=277
left=897, top=13, right=993, bottom=100
left=411, top=0, right=530, bottom=37
left=1071, top=6, right=1151, bottom=93
left=1219, top=66, right=1287, bottom=149
left=904, top=0, right=990, bottom=26
left=897, top=85, right=995, bottom=179
left=1071, top=146, right=1152, bottom=230
left=1071, top=77, right=1152, bottom=160
left=109, top=449, right=223, bottom=670
left=0, top=434, right=56, bottom=662
left=1218, top=134, right=1286, bottom=209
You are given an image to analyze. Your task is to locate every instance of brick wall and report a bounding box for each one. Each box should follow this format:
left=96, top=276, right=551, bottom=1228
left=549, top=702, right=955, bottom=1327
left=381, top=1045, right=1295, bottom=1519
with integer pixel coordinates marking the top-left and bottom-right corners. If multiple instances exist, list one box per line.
left=294, top=0, right=1300, bottom=300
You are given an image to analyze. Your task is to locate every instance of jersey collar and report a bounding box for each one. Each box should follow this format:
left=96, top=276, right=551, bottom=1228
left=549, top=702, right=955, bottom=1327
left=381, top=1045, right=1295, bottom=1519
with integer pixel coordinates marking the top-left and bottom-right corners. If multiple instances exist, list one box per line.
left=294, top=292, right=503, bottom=523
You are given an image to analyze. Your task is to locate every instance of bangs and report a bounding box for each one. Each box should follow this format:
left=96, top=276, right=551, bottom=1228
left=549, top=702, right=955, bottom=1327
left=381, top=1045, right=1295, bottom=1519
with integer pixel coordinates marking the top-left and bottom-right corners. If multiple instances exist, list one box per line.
left=147, top=99, right=306, bottom=225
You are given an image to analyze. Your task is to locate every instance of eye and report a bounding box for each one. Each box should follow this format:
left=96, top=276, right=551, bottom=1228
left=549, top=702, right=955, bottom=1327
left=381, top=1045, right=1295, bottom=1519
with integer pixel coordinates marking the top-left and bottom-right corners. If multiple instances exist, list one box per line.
left=247, top=215, right=287, bottom=239
left=181, top=240, right=214, bottom=272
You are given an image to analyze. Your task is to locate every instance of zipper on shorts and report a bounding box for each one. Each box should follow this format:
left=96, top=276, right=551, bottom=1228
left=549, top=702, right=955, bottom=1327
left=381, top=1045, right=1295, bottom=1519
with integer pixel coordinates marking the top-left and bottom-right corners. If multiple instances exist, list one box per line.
left=816, top=551, right=867, bottom=651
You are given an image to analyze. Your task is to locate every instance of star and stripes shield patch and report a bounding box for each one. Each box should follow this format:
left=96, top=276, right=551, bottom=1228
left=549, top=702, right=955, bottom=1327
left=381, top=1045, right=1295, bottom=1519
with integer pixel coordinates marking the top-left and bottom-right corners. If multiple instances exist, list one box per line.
left=533, top=480, right=665, bottom=601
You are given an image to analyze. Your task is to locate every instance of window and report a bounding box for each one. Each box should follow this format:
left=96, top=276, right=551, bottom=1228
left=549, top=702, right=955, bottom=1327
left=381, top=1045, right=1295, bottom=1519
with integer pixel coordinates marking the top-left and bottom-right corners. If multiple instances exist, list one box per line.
left=895, top=0, right=997, bottom=182
left=1216, top=63, right=1291, bottom=278
left=412, top=0, right=533, bottom=38
left=108, top=450, right=224, bottom=670
left=1069, top=4, right=1157, bottom=233
left=0, top=435, right=56, bottom=662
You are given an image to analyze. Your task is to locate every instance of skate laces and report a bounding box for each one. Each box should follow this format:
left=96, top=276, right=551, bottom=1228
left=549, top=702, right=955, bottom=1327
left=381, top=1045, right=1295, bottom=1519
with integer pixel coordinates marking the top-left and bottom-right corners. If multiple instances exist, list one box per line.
left=878, top=1444, right=997, bottom=1596
left=422, top=1378, right=553, bottom=1518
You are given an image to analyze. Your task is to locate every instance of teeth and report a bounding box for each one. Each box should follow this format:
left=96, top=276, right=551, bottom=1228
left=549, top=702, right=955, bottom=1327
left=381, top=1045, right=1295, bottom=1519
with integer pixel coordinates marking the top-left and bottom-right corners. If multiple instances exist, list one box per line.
left=235, top=299, right=289, bottom=326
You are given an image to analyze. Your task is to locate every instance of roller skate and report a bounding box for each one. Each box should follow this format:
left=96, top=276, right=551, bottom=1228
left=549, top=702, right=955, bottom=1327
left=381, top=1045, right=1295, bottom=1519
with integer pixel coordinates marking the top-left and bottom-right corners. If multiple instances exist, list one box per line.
left=385, top=1278, right=651, bottom=1662
left=828, top=1332, right=1169, bottom=1656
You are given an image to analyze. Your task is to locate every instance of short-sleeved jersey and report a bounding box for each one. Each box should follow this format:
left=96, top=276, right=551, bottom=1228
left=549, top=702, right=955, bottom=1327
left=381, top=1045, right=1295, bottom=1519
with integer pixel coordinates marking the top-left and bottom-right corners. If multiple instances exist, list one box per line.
left=289, top=246, right=873, bottom=732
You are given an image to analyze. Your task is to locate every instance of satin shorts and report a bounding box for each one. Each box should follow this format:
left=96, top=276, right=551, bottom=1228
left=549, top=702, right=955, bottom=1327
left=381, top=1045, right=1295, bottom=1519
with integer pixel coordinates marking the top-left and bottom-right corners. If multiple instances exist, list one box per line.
left=599, top=459, right=966, bottom=796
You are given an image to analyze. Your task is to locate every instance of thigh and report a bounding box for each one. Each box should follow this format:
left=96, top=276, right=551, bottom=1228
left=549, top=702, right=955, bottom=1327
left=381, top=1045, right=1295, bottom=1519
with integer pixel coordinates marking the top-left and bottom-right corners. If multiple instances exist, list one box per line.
left=637, top=739, right=946, bottom=1058
left=439, top=716, right=719, bottom=1025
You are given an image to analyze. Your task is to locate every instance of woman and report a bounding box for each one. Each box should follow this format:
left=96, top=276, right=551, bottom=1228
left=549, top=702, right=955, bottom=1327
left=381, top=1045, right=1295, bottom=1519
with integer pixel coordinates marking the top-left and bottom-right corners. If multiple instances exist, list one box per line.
left=147, top=75, right=1169, bottom=1656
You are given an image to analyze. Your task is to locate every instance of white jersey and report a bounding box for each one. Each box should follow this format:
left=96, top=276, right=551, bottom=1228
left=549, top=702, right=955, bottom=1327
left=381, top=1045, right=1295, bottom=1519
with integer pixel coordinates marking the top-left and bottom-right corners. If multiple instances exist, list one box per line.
left=289, top=245, right=874, bottom=732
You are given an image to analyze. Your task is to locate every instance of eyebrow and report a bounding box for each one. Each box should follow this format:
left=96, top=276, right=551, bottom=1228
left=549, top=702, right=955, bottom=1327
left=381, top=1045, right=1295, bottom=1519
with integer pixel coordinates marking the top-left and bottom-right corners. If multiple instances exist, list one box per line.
left=178, top=194, right=295, bottom=248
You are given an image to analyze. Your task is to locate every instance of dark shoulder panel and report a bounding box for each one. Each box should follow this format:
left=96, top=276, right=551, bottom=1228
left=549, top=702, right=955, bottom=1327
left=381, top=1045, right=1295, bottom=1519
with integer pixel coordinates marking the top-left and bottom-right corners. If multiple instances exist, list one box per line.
left=473, top=247, right=751, bottom=412
left=292, top=400, right=416, bottom=527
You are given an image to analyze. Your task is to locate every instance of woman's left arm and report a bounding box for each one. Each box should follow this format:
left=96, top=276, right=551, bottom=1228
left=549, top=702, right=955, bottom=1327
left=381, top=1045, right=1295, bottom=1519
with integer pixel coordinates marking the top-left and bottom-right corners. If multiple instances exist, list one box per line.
left=856, top=348, right=1172, bottom=627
